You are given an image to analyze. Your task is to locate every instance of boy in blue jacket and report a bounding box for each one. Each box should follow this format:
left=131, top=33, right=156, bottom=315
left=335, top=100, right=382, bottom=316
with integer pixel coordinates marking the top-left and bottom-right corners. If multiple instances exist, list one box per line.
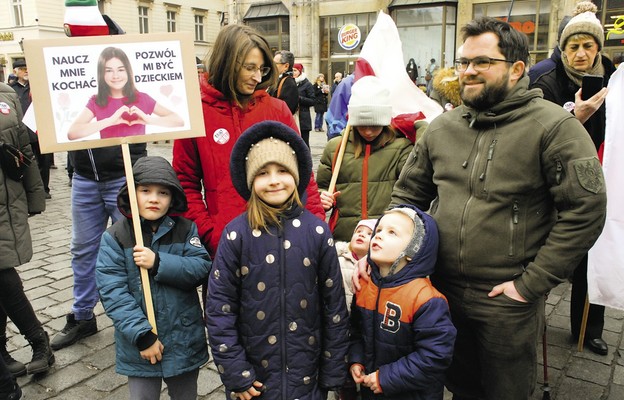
left=350, top=205, right=456, bottom=399
left=96, top=156, right=211, bottom=400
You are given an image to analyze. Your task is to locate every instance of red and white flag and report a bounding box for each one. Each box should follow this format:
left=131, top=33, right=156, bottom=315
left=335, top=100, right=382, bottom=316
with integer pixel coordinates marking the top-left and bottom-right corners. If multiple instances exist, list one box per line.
left=588, top=64, right=624, bottom=310
left=64, top=0, right=109, bottom=37
left=354, top=11, right=443, bottom=141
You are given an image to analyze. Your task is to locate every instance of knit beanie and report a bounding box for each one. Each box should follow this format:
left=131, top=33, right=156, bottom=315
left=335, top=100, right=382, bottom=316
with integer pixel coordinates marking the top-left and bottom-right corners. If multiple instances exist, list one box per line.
left=230, top=121, right=312, bottom=201
left=355, top=219, right=377, bottom=233
left=64, top=0, right=109, bottom=37
left=560, top=1, right=604, bottom=50
left=245, top=137, right=299, bottom=189
left=348, top=76, right=392, bottom=127
left=293, top=63, right=304, bottom=73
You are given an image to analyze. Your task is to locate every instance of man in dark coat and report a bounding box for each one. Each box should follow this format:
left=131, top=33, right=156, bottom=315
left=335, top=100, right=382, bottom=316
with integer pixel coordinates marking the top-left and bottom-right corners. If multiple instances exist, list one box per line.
left=9, top=59, right=52, bottom=199
left=270, top=50, right=299, bottom=114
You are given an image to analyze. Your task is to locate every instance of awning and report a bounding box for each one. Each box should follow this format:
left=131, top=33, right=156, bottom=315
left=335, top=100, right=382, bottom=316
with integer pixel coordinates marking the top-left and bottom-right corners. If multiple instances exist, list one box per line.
left=243, top=2, right=290, bottom=20
left=389, top=0, right=457, bottom=6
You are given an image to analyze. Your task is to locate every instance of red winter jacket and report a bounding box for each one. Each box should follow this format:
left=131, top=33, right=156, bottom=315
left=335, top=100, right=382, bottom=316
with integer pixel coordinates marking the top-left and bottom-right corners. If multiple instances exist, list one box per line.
left=173, top=81, right=325, bottom=256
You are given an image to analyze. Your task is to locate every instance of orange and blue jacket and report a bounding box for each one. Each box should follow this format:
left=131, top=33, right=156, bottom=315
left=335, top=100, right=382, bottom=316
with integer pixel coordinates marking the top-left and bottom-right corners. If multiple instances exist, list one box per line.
left=350, top=205, right=456, bottom=399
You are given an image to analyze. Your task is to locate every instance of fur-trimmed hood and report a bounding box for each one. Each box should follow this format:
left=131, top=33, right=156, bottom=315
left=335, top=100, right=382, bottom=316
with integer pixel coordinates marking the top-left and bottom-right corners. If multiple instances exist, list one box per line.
left=230, top=121, right=312, bottom=201
left=432, top=67, right=461, bottom=108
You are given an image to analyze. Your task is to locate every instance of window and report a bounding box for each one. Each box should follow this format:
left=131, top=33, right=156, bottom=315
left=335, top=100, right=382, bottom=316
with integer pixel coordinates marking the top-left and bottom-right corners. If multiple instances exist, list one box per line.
left=139, top=6, right=149, bottom=34
left=392, top=5, right=457, bottom=74
left=167, top=10, right=177, bottom=33
left=247, top=17, right=290, bottom=52
left=12, top=0, right=24, bottom=27
left=195, top=14, right=204, bottom=41
left=473, top=1, right=549, bottom=61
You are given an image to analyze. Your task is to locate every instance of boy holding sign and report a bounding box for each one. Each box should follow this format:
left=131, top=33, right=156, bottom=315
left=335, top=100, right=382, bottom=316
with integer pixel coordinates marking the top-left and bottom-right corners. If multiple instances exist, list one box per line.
left=95, top=156, right=210, bottom=399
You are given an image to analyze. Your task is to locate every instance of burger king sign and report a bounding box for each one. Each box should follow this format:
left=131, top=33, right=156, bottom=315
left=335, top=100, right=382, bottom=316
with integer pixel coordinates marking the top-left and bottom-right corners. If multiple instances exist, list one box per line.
left=338, top=23, right=361, bottom=51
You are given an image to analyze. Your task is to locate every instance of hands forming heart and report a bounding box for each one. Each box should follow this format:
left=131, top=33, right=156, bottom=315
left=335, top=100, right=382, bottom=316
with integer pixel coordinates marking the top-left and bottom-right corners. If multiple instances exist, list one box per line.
left=113, top=105, right=148, bottom=126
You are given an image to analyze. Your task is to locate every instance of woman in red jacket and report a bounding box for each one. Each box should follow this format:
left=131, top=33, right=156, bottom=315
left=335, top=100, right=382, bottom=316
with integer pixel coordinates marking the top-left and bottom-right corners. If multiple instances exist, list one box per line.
left=172, top=24, right=325, bottom=257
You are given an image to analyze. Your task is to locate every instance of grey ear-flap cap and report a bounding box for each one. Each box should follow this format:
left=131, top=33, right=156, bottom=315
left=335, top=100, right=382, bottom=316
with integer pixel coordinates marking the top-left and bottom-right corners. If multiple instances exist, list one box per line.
left=387, top=207, right=426, bottom=259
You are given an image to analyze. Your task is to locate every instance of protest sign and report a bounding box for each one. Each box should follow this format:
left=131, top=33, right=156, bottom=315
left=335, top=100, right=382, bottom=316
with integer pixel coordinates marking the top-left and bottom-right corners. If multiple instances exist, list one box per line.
left=23, top=32, right=203, bottom=153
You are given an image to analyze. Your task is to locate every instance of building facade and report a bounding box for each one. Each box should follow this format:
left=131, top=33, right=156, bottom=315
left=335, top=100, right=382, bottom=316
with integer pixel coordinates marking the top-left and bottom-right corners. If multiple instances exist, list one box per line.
left=1, top=0, right=622, bottom=85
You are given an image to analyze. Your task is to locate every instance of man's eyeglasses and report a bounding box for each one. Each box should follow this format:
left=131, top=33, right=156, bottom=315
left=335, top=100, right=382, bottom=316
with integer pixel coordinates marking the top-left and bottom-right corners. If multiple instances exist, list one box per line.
left=242, top=64, right=271, bottom=77
left=454, top=57, right=514, bottom=72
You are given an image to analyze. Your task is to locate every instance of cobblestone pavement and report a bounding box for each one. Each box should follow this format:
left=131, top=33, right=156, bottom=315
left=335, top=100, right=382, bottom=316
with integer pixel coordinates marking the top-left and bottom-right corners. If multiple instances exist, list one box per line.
left=8, top=130, right=624, bottom=399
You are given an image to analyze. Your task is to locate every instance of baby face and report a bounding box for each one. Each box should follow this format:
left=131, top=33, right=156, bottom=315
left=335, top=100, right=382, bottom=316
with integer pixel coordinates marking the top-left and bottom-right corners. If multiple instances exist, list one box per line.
left=350, top=225, right=373, bottom=258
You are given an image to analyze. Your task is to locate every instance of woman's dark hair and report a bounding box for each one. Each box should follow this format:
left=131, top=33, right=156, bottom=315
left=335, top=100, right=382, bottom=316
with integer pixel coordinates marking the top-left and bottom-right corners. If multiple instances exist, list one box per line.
left=461, top=17, right=529, bottom=72
left=207, top=24, right=277, bottom=108
left=96, top=47, right=137, bottom=107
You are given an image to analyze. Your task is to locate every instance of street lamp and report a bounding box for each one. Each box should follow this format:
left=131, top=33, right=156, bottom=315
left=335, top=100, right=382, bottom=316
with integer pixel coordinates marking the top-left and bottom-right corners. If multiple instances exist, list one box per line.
left=18, top=38, right=24, bottom=52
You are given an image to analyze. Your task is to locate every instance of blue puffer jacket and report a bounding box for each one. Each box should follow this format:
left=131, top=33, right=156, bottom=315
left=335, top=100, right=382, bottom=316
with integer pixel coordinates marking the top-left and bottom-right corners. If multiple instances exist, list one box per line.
left=206, top=206, right=350, bottom=399
left=350, top=205, right=456, bottom=399
left=96, top=215, right=211, bottom=378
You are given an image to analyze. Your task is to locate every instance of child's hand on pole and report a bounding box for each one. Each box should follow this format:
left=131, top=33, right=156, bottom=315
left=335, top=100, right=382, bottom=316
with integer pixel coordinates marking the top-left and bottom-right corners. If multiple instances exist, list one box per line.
left=236, top=381, right=264, bottom=399
left=133, top=245, right=156, bottom=269
left=140, top=339, right=164, bottom=364
left=364, top=371, right=382, bottom=394
left=350, top=363, right=366, bottom=384
left=320, top=190, right=340, bottom=211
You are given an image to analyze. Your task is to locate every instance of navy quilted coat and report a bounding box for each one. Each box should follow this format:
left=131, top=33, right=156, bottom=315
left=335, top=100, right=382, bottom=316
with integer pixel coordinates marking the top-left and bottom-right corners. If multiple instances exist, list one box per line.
left=206, top=206, right=350, bottom=399
left=350, top=205, right=456, bottom=399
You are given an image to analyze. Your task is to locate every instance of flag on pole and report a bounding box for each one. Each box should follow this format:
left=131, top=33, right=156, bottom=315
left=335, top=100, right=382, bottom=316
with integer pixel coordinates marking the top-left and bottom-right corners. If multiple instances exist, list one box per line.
left=64, top=0, right=109, bottom=37
left=588, top=64, right=624, bottom=310
left=354, top=10, right=443, bottom=141
left=325, top=11, right=443, bottom=142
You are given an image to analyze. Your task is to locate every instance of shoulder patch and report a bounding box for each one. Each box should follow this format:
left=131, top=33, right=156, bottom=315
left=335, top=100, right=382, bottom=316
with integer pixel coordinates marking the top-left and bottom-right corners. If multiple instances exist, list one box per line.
left=189, top=236, right=203, bottom=248
left=573, top=157, right=603, bottom=194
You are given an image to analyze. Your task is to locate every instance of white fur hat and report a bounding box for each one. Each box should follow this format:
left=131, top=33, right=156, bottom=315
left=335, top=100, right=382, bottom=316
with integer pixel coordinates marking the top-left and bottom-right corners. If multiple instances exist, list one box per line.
left=348, top=76, right=392, bottom=127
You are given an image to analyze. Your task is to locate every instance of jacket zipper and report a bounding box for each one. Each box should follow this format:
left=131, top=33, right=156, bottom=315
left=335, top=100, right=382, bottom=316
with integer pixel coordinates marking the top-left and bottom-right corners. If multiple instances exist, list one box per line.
left=459, top=130, right=485, bottom=278
left=361, top=144, right=371, bottom=219
left=4, top=178, right=21, bottom=265
left=372, top=277, right=383, bottom=371
left=555, top=159, right=563, bottom=185
left=480, top=139, right=497, bottom=193
left=278, top=221, right=288, bottom=399
left=509, top=201, right=519, bottom=256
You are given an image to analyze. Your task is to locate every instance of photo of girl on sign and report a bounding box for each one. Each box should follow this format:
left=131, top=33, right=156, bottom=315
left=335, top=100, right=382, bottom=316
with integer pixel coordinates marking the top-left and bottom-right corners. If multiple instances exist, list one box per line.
left=67, top=46, right=183, bottom=140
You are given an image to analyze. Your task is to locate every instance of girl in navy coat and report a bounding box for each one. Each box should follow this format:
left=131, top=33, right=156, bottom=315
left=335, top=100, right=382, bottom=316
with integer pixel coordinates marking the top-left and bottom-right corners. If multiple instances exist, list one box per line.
left=206, top=121, right=350, bottom=399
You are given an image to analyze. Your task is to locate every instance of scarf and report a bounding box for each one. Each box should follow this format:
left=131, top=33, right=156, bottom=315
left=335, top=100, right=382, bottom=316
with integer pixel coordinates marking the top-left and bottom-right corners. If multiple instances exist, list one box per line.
left=562, top=52, right=604, bottom=87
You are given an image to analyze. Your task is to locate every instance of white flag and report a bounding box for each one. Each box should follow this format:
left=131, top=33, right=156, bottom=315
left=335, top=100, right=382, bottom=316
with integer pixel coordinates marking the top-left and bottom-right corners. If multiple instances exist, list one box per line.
left=588, top=64, right=624, bottom=310
left=354, top=11, right=443, bottom=141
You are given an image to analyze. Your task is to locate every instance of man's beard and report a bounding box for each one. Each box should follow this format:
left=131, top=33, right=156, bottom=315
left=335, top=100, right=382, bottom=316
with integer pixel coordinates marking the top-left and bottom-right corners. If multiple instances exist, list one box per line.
left=460, top=73, right=509, bottom=110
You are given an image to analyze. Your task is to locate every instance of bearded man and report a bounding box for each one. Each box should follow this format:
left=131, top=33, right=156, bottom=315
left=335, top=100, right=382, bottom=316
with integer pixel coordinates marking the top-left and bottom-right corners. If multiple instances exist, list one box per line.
left=388, top=17, right=606, bottom=400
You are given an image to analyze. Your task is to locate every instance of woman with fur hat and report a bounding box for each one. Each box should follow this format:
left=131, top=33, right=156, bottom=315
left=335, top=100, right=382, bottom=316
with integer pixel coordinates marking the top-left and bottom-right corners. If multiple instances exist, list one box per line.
left=172, top=24, right=325, bottom=260
left=317, top=76, right=413, bottom=242
left=429, top=67, right=461, bottom=111
left=206, top=121, right=349, bottom=400
left=96, top=156, right=211, bottom=399
left=531, top=1, right=615, bottom=356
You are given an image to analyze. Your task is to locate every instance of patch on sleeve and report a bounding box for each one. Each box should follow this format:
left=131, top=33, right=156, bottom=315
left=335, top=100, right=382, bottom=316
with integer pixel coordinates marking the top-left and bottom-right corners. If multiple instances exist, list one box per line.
left=189, top=236, right=203, bottom=248
left=573, top=157, right=603, bottom=194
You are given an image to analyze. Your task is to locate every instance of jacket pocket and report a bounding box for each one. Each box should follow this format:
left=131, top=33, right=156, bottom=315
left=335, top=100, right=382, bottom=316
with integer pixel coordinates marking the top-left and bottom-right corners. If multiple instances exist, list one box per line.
left=508, top=200, right=519, bottom=257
